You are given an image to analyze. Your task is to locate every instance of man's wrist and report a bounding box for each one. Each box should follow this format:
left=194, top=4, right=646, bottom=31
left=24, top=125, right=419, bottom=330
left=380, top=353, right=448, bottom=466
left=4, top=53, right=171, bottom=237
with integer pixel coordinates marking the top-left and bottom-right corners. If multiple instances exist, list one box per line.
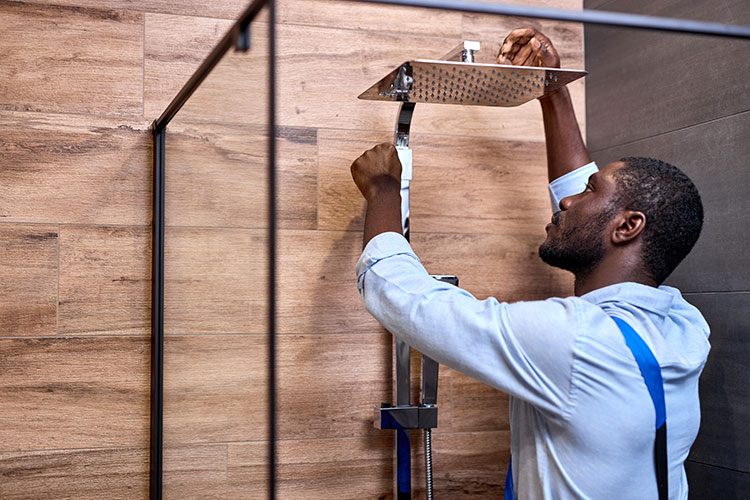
left=365, top=175, right=401, bottom=201
left=538, top=86, right=567, bottom=104
left=363, top=179, right=403, bottom=248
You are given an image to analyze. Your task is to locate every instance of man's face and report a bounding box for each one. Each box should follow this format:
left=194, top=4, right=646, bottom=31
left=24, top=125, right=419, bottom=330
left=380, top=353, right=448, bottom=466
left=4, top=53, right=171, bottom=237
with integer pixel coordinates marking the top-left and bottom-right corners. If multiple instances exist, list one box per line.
left=539, top=162, right=625, bottom=274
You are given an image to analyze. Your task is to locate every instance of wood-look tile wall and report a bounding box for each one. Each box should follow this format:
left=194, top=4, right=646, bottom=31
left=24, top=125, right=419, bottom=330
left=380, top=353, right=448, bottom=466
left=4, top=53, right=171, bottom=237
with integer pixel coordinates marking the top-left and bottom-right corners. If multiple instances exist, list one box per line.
left=584, top=0, right=750, bottom=496
left=0, top=0, right=582, bottom=497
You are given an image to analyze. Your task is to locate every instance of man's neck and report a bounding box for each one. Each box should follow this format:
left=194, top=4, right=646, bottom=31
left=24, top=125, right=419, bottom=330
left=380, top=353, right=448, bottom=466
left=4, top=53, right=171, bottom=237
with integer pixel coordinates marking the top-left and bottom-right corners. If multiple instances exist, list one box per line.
left=573, top=255, right=658, bottom=297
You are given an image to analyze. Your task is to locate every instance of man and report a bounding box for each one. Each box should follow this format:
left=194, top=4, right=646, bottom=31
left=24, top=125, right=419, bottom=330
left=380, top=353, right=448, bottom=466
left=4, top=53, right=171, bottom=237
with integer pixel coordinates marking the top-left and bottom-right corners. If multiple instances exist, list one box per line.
left=351, top=28, right=710, bottom=499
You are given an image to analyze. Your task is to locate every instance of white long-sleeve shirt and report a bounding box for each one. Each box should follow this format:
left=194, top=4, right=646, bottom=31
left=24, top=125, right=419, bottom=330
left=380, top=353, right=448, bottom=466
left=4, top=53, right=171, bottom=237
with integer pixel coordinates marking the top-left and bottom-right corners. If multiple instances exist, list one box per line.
left=355, top=163, right=710, bottom=499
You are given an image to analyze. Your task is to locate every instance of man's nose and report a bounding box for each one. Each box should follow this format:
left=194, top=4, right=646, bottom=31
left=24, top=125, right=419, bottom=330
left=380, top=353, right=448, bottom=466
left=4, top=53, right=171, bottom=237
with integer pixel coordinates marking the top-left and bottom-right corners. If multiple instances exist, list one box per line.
left=558, top=195, right=575, bottom=211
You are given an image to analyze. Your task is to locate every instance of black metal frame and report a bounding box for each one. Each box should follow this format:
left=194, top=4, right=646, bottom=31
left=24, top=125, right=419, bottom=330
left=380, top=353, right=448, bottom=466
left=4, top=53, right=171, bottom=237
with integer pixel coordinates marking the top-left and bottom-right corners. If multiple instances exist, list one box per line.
left=150, top=0, right=750, bottom=498
left=350, top=0, right=750, bottom=39
left=150, top=0, right=274, bottom=499
left=150, top=123, right=164, bottom=499
left=152, top=0, right=270, bottom=133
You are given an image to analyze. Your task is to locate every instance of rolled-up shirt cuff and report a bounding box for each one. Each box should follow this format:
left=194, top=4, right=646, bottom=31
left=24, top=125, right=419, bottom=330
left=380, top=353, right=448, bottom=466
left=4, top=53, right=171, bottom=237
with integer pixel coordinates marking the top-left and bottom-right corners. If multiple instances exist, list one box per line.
left=355, top=232, right=420, bottom=295
left=548, top=161, right=599, bottom=212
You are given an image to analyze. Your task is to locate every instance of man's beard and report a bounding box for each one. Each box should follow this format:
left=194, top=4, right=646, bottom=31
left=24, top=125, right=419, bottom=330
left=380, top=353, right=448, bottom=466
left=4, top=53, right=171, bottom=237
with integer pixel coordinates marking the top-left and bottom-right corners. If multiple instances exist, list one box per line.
left=539, top=208, right=613, bottom=276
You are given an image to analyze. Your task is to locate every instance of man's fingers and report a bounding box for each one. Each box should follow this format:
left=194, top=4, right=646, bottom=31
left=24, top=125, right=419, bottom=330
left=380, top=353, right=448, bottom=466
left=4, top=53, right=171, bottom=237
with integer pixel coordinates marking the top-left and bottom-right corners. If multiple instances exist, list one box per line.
left=520, top=49, right=537, bottom=67
left=532, top=31, right=554, bottom=49
left=517, top=37, right=544, bottom=66
left=512, top=42, right=534, bottom=66
left=505, top=27, right=536, bottom=43
left=499, top=28, right=536, bottom=62
left=498, top=41, right=516, bottom=62
left=499, top=41, right=528, bottom=63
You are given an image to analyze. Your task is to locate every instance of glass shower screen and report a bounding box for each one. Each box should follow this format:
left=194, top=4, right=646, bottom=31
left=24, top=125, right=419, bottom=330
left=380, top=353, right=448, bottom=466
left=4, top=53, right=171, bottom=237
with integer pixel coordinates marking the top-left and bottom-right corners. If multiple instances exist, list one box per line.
left=157, top=3, right=272, bottom=497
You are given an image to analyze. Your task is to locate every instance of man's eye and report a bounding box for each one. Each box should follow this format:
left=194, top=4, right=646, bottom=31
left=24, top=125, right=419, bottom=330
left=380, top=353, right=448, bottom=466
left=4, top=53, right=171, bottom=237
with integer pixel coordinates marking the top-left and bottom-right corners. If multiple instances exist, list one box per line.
left=584, top=183, right=594, bottom=191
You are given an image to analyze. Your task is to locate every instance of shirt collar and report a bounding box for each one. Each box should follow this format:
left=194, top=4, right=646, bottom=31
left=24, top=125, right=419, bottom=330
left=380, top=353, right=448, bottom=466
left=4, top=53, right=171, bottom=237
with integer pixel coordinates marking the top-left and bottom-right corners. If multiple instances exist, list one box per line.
left=580, top=281, right=675, bottom=317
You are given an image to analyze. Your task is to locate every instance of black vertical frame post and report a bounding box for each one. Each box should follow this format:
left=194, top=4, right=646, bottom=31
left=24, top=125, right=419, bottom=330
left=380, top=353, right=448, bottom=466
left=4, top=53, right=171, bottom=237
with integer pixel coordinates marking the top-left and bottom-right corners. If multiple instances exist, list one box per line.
left=149, top=1, right=271, bottom=498
left=150, top=123, right=165, bottom=500
left=267, top=0, right=277, bottom=498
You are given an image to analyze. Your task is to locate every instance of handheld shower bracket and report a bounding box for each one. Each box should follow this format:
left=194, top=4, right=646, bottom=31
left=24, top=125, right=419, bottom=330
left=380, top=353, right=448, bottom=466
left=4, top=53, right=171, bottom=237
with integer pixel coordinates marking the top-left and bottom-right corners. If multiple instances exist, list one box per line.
left=375, top=404, right=439, bottom=431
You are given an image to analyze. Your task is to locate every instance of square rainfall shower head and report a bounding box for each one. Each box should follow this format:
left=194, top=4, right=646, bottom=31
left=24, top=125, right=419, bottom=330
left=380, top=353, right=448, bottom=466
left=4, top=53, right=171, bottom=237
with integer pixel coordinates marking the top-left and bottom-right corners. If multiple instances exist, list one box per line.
left=359, top=60, right=586, bottom=107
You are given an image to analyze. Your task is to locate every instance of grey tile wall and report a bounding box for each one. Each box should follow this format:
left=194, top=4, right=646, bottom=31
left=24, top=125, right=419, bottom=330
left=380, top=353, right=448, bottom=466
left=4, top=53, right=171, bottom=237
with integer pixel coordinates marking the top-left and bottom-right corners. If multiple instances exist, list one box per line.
left=589, top=111, right=750, bottom=293
left=684, top=293, right=750, bottom=473
left=585, top=0, right=750, bottom=497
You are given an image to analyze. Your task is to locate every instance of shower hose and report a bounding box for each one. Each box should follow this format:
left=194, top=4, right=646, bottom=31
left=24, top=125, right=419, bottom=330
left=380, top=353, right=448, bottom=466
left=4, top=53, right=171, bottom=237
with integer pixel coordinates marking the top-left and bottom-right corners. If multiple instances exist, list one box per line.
left=425, top=427, right=434, bottom=499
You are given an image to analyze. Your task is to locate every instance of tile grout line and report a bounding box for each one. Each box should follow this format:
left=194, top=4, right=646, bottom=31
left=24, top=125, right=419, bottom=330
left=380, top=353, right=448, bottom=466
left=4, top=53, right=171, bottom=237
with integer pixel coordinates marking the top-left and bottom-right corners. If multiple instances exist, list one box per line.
left=449, top=367, right=455, bottom=433
left=0, top=221, right=549, bottom=239
left=8, top=2, right=468, bottom=41
left=315, top=127, right=321, bottom=231
left=0, top=444, right=151, bottom=456
left=1, top=332, right=391, bottom=340
left=0, top=222, right=151, bottom=229
left=1, top=334, right=150, bottom=340
left=459, top=9, right=464, bottom=41
left=589, top=107, right=750, bottom=156
left=0, top=104, right=553, bottom=143
left=686, top=458, right=750, bottom=476
left=0, top=107, right=148, bottom=125
left=3, top=431, right=511, bottom=457
left=56, top=223, right=60, bottom=335
left=142, top=12, right=146, bottom=120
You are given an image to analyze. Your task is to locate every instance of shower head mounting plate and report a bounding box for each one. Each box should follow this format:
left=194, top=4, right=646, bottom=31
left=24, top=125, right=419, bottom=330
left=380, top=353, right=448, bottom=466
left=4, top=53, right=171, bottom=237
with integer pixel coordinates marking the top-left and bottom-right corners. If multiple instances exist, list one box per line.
left=359, top=60, right=586, bottom=107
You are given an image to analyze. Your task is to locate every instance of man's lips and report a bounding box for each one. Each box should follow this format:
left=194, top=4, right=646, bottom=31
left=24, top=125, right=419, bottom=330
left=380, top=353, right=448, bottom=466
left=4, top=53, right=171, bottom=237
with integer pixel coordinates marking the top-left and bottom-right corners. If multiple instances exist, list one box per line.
left=545, top=212, right=561, bottom=232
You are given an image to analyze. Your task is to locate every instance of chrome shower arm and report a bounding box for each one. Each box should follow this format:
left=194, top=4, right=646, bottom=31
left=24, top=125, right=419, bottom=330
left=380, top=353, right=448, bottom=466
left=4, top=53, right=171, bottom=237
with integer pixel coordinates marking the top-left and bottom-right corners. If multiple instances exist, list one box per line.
left=396, top=101, right=415, bottom=148
left=395, top=101, right=415, bottom=241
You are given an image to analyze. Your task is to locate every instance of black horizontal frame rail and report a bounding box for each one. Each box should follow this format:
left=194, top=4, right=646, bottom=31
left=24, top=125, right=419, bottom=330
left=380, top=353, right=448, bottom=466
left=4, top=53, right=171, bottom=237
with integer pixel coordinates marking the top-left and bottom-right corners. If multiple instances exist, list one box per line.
left=152, top=0, right=269, bottom=133
left=350, top=0, right=750, bottom=39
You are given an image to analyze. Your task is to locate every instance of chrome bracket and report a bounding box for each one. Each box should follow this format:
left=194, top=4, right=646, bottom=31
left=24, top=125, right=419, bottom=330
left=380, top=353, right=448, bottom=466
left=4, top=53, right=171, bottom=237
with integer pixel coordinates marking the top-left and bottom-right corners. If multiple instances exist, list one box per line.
left=379, top=62, right=414, bottom=100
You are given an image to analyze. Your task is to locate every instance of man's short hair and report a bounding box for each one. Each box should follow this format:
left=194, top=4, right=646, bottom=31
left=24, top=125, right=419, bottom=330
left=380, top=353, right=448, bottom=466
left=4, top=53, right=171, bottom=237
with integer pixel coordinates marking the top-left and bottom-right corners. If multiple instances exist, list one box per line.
left=612, top=157, right=704, bottom=285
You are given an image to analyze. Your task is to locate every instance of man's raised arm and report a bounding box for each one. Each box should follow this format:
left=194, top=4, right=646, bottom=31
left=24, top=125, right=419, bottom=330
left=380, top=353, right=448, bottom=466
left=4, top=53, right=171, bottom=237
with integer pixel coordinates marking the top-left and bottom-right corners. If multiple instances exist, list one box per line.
left=498, top=28, right=591, bottom=183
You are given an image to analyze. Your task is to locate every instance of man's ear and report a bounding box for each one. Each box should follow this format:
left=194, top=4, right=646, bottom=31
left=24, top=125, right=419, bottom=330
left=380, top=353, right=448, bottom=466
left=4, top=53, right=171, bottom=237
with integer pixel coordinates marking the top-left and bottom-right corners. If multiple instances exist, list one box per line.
left=612, top=210, right=646, bottom=244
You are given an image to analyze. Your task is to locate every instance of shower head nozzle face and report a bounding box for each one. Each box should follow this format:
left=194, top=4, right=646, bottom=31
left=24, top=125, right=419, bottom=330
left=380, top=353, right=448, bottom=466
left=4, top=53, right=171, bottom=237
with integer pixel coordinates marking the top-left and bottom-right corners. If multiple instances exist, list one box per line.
left=359, top=60, right=586, bottom=107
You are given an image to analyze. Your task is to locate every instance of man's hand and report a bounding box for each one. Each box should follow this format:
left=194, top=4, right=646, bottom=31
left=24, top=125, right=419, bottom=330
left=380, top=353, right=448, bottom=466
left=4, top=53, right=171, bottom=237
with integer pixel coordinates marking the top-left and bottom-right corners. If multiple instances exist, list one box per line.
left=351, top=143, right=402, bottom=200
left=351, top=143, right=404, bottom=247
left=497, top=27, right=560, bottom=69
left=497, top=27, right=589, bottom=182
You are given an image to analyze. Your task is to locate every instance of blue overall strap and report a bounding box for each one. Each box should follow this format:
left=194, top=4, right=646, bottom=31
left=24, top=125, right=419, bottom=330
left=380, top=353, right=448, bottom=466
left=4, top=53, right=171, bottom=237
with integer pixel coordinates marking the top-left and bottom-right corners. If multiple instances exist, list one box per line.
left=504, top=456, right=514, bottom=499
left=611, top=316, right=668, bottom=500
